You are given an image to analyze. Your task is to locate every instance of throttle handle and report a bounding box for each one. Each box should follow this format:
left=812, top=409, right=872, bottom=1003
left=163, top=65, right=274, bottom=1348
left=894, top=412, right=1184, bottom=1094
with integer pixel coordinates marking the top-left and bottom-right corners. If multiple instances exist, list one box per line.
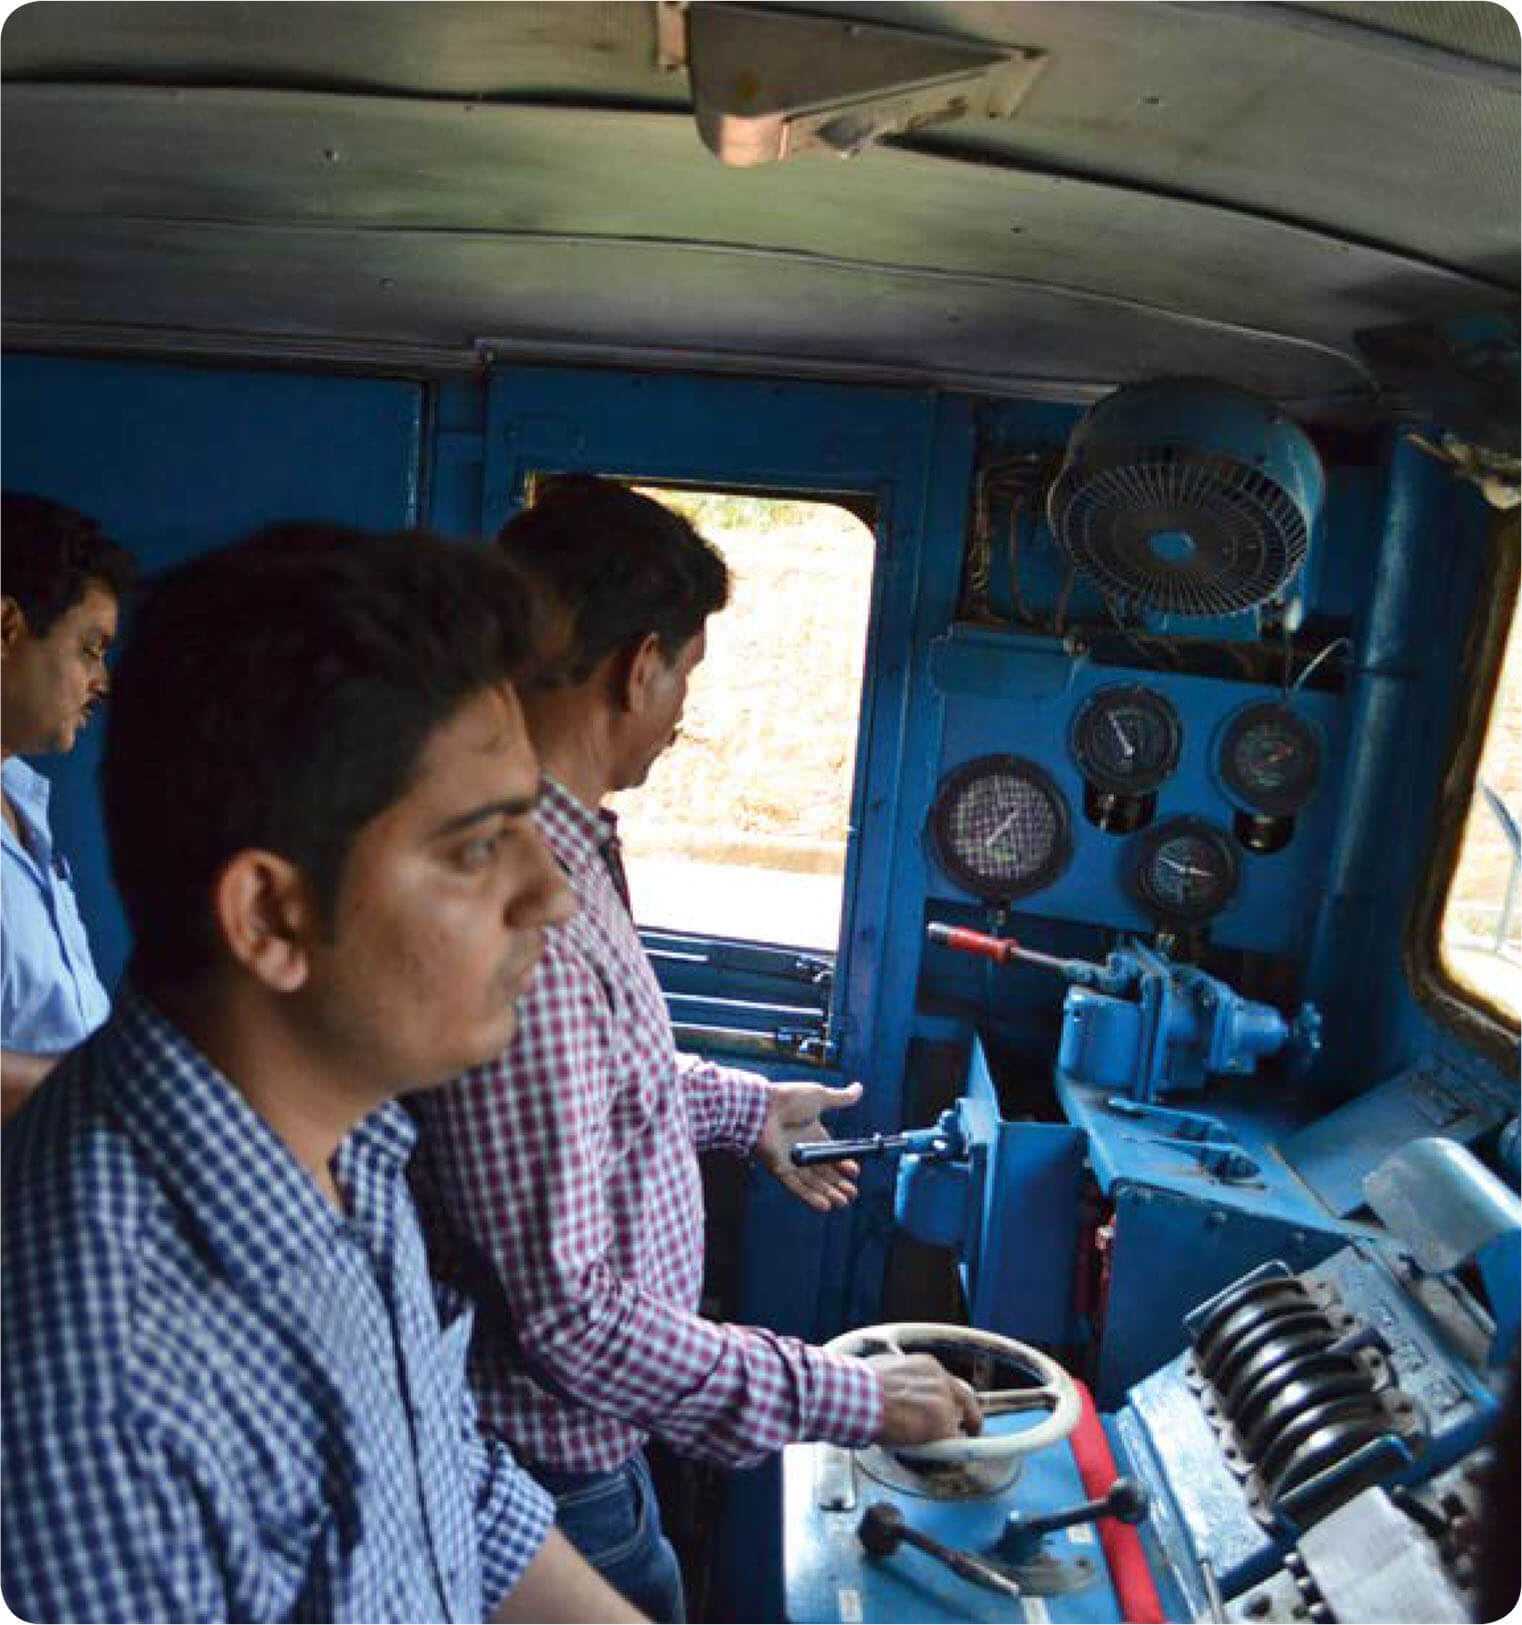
left=925, top=922, right=1022, bottom=963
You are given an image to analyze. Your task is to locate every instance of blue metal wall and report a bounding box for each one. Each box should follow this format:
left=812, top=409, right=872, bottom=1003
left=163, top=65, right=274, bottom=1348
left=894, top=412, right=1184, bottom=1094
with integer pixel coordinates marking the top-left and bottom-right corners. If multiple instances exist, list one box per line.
left=2, top=355, right=423, bottom=983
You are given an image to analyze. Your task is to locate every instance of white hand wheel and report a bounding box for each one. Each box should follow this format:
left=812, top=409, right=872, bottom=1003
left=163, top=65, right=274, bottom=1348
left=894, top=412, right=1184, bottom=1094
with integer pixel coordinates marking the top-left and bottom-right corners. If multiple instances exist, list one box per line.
left=826, top=1321, right=1082, bottom=1465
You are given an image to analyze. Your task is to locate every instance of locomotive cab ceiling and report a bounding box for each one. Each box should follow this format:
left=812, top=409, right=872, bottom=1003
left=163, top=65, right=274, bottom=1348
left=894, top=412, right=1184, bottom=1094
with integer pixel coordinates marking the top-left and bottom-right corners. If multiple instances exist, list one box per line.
left=2, top=1, right=1517, bottom=408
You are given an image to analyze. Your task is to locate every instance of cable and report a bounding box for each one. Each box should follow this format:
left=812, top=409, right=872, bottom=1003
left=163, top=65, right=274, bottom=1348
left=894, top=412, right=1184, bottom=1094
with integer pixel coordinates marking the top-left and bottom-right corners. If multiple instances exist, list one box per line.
left=961, top=473, right=996, bottom=622
left=1287, top=635, right=1352, bottom=695
left=1099, top=593, right=1177, bottom=670
left=1004, top=489, right=1038, bottom=626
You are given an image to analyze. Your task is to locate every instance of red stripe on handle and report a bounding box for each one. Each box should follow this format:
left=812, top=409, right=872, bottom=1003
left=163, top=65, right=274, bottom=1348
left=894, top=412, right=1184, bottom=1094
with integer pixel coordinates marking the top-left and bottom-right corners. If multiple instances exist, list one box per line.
left=1069, top=1379, right=1169, bottom=1624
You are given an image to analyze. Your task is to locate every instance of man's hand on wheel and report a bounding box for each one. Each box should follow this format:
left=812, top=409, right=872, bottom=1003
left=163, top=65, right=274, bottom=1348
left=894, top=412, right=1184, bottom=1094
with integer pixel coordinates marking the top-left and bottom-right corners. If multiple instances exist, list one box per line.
left=866, top=1353, right=985, bottom=1447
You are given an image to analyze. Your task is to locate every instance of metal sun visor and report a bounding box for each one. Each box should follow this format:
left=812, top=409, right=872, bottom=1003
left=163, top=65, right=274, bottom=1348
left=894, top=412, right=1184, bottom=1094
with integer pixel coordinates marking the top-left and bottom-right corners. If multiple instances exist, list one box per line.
left=1363, top=1136, right=1521, bottom=1366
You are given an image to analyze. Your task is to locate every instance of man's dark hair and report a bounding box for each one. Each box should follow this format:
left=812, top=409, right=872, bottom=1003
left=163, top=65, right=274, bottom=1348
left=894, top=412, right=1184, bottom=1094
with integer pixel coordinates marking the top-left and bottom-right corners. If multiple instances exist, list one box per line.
left=103, top=522, right=549, bottom=983
left=496, top=476, right=728, bottom=685
left=2, top=492, right=135, bottom=634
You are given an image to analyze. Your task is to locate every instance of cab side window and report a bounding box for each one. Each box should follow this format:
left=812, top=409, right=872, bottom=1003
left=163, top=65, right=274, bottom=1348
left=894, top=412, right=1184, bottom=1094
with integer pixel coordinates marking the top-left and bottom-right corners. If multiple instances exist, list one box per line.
left=1436, top=519, right=1521, bottom=1026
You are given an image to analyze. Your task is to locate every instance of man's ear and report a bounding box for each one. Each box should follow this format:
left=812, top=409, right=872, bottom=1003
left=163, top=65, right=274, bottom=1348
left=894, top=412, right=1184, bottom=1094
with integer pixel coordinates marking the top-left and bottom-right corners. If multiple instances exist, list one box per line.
left=1, top=596, right=28, bottom=658
left=211, top=850, right=316, bottom=993
left=619, top=632, right=666, bottom=716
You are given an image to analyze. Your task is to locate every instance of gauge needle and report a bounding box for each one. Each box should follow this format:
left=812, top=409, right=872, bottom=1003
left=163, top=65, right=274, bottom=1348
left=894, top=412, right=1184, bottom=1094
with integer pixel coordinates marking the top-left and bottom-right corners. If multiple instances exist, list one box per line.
left=983, top=808, right=1021, bottom=848
left=1161, top=856, right=1211, bottom=879
left=1107, top=713, right=1136, bottom=758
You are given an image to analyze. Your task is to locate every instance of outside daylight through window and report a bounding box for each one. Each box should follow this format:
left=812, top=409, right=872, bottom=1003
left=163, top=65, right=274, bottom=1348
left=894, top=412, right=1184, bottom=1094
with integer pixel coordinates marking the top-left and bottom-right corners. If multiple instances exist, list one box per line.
left=1440, top=569, right=1522, bottom=1024
left=610, top=488, right=876, bottom=952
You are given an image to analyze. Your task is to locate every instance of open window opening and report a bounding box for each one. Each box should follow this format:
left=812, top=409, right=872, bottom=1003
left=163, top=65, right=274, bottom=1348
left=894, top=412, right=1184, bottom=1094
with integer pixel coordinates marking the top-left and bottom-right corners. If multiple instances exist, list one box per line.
left=1436, top=523, right=1522, bottom=1028
left=608, top=486, right=877, bottom=955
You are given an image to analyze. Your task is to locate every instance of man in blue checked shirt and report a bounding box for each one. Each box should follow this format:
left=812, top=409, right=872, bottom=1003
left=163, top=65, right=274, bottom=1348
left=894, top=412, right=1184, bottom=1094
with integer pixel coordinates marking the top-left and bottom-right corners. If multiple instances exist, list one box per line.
left=1, top=523, right=646, bottom=1623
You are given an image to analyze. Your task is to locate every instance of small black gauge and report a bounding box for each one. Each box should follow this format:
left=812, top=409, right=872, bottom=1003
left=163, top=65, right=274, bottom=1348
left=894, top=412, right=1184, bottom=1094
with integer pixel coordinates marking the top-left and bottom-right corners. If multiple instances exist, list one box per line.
left=930, top=756, right=1072, bottom=902
left=1220, top=703, right=1322, bottom=817
left=1133, top=817, right=1240, bottom=925
left=1071, top=685, right=1182, bottom=796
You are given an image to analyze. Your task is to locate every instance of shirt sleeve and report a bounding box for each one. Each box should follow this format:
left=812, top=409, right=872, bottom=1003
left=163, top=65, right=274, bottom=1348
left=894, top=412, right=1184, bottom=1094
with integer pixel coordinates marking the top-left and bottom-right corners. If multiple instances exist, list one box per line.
left=419, top=936, right=881, bottom=1469
left=468, top=1415, right=555, bottom=1613
left=678, top=1050, right=772, bottom=1154
left=1, top=1414, right=232, bottom=1624
left=0, top=909, right=22, bottom=1049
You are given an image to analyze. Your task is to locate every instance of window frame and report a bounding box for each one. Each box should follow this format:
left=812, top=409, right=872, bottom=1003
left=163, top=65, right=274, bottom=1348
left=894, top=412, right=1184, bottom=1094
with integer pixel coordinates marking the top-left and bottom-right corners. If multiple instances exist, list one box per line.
left=1410, top=510, right=1522, bottom=1059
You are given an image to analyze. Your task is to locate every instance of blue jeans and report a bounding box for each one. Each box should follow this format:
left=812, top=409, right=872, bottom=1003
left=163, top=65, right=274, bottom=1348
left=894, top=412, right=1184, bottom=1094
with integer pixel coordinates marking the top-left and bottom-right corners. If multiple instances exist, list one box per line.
left=532, top=1453, right=687, bottom=1624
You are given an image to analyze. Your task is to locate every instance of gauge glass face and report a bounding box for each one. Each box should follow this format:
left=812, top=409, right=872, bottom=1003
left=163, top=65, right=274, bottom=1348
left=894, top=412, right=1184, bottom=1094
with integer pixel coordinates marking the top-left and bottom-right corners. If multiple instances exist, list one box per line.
left=933, top=757, right=1069, bottom=899
left=1222, top=704, right=1320, bottom=815
left=1136, top=820, right=1238, bottom=923
left=1072, top=687, right=1181, bottom=794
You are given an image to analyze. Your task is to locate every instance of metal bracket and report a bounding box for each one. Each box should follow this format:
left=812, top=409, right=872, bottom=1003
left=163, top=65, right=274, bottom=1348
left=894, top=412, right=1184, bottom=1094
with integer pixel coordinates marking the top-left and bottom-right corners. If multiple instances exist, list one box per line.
left=654, top=0, right=689, bottom=72
left=687, top=4, right=1047, bottom=166
left=1364, top=1137, right=1522, bottom=1362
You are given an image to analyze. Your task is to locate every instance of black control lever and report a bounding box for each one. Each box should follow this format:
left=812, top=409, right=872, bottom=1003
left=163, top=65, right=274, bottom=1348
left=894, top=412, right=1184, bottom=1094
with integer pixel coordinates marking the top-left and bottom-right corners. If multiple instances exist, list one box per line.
left=791, top=1132, right=913, bottom=1167
left=857, top=1502, right=1023, bottom=1600
left=790, top=1109, right=967, bottom=1169
left=997, top=1477, right=1150, bottom=1564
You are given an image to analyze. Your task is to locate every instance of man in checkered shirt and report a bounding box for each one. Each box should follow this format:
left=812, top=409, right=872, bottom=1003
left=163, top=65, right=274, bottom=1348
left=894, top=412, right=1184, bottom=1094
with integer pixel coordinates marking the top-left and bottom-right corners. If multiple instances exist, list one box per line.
left=1, top=523, right=646, bottom=1623
left=413, top=478, right=982, bottom=1623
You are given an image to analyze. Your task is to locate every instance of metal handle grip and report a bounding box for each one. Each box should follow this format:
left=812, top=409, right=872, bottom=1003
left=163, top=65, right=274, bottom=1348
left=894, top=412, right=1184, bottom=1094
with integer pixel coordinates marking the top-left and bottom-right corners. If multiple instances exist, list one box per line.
left=998, top=1477, right=1150, bottom=1562
left=926, top=921, right=1101, bottom=980
left=926, top=922, right=1022, bottom=963
left=790, top=1134, right=906, bottom=1167
left=1027, top=1476, right=1150, bottom=1534
left=858, top=1504, right=1022, bottom=1599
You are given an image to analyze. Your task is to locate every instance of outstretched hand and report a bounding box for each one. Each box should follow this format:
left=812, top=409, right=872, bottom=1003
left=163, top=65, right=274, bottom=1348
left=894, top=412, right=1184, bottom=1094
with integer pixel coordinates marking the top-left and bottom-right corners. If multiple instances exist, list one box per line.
left=755, top=1080, right=865, bottom=1212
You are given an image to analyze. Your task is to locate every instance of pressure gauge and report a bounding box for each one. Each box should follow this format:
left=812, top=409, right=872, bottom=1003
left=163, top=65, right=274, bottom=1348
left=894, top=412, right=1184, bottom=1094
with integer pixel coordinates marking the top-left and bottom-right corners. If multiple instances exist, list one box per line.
left=930, top=756, right=1072, bottom=902
left=1219, top=702, right=1322, bottom=817
left=1071, top=685, right=1182, bottom=795
left=1133, top=817, right=1240, bottom=925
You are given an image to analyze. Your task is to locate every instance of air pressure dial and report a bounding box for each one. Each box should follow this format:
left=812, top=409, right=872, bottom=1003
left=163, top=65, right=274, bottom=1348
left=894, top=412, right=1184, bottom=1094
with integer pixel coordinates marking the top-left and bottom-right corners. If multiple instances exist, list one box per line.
left=1133, top=817, right=1239, bottom=925
left=1071, top=685, right=1182, bottom=795
left=930, top=756, right=1072, bottom=902
left=1220, top=702, right=1322, bottom=817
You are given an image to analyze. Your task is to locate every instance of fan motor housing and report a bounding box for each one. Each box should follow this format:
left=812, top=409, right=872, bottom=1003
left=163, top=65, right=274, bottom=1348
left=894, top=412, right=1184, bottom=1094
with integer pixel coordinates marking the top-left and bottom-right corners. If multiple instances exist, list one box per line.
left=1047, top=379, right=1325, bottom=618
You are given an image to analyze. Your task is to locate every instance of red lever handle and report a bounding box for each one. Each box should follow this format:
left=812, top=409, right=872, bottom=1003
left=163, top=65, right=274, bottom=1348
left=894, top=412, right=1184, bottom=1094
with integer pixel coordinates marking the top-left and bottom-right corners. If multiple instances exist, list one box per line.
left=925, top=922, right=1022, bottom=964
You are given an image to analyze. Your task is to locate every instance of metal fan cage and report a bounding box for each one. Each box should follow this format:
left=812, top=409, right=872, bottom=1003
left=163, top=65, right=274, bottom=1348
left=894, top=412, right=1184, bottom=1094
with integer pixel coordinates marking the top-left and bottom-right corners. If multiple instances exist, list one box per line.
left=1049, top=446, right=1312, bottom=618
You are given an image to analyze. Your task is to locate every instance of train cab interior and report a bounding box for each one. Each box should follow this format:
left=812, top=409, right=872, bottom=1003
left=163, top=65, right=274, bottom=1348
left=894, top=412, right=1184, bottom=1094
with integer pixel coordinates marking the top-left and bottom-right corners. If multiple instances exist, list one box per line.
left=3, top=3, right=1519, bottom=1621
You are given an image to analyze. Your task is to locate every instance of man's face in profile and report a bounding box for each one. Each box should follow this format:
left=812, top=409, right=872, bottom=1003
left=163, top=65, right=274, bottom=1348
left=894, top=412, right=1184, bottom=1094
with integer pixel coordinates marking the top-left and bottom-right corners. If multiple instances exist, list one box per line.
left=300, top=683, right=574, bottom=1091
left=1, top=580, right=119, bottom=756
left=627, top=626, right=707, bottom=790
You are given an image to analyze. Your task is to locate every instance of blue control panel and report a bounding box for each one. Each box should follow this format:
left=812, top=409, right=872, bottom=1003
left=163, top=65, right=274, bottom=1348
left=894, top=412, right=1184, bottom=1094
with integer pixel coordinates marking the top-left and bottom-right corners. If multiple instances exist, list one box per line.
left=782, top=1025, right=1514, bottom=1624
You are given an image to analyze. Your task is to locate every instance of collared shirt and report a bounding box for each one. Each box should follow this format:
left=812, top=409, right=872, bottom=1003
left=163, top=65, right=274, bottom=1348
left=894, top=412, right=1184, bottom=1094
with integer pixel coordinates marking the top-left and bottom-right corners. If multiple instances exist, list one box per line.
left=1, top=757, right=110, bottom=1055
left=412, top=777, right=880, bottom=1474
left=1, top=988, right=553, bottom=1624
